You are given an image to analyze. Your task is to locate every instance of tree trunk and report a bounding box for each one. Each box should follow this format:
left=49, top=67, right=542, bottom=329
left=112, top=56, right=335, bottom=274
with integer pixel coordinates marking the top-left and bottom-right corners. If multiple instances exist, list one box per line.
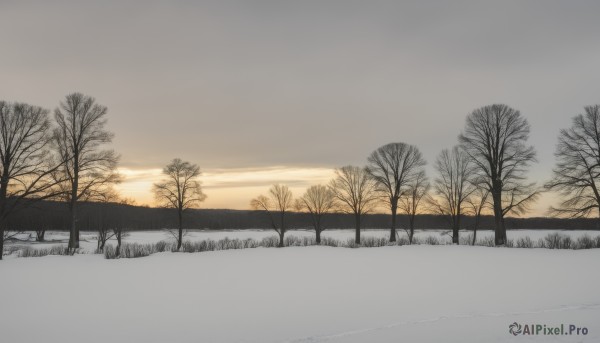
left=389, top=203, right=397, bottom=242
left=279, top=231, right=284, bottom=247
left=452, top=225, right=459, bottom=244
left=177, top=209, right=183, bottom=251
left=471, top=226, right=477, bottom=246
left=68, top=199, right=79, bottom=250
left=0, top=169, right=9, bottom=260
left=0, top=227, right=4, bottom=261
left=492, top=188, right=505, bottom=246
left=452, top=213, right=460, bottom=245
left=116, top=233, right=122, bottom=257
left=99, top=237, right=106, bottom=252
left=408, top=215, right=415, bottom=244
left=355, top=213, right=361, bottom=245
left=314, top=215, right=322, bottom=244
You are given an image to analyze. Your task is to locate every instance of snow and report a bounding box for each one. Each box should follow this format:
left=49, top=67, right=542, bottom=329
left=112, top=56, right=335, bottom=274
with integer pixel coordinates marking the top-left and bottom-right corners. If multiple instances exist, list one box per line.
left=5, top=228, right=600, bottom=255
left=1, top=244, right=599, bottom=342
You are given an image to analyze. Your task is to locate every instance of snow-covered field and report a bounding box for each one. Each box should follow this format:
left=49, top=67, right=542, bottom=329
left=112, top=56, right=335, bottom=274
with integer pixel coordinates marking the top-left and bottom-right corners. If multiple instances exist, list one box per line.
left=5, top=228, right=600, bottom=255
left=2, top=230, right=600, bottom=342
left=0, top=244, right=598, bottom=342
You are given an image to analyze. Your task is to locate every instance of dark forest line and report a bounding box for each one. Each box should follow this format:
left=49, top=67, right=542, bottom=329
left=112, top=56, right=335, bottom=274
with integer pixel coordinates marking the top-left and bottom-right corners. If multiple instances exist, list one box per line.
left=6, top=200, right=599, bottom=233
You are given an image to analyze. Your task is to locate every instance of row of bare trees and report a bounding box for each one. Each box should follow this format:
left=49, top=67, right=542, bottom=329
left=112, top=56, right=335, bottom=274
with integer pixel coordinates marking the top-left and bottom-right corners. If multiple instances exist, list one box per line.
left=0, top=93, right=120, bottom=259
left=252, top=104, right=600, bottom=247
left=3, top=98, right=600, bottom=255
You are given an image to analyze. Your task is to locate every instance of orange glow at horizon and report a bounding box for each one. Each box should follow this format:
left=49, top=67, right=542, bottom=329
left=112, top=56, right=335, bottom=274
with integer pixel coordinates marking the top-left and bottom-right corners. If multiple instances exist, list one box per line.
left=114, top=166, right=336, bottom=209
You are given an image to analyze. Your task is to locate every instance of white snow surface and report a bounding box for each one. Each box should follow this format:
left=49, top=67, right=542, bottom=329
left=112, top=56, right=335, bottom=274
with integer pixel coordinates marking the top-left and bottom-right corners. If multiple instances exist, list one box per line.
left=1, top=241, right=599, bottom=342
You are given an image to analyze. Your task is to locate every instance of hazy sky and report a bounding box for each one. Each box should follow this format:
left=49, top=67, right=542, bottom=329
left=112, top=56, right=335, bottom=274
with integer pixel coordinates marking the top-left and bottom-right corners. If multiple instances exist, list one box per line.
left=2, top=1, right=600, bottom=214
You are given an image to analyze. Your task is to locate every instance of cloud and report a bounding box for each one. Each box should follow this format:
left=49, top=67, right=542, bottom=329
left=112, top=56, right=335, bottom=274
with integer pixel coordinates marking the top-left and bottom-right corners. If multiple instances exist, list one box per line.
left=115, top=166, right=335, bottom=209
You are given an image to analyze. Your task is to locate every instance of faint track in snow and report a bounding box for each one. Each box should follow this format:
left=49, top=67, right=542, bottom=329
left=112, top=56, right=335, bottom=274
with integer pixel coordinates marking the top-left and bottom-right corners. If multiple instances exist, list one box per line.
left=285, top=303, right=600, bottom=343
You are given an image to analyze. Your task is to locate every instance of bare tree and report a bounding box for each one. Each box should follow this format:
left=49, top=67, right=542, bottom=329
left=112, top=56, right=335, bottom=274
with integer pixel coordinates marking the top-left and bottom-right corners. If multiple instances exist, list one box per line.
left=92, top=190, right=119, bottom=252
left=53, top=93, right=119, bottom=251
left=153, top=158, right=207, bottom=251
left=430, top=147, right=475, bottom=244
left=295, top=184, right=336, bottom=244
left=113, top=197, right=137, bottom=257
left=465, top=184, right=490, bottom=245
left=459, top=104, right=538, bottom=246
left=0, top=101, right=65, bottom=260
left=251, top=184, right=294, bottom=247
left=367, top=142, right=426, bottom=242
left=545, top=105, right=600, bottom=220
left=329, top=166, right=377, bottom=245
left=398, top=171, right=429, bottom=244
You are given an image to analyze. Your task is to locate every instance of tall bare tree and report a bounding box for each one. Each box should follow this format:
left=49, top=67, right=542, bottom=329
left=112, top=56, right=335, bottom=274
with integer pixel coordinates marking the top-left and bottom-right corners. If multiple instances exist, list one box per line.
left=153, top=158, right=207, bottom=251
left=430, top=147, right=475, bottom=244
left=459, top=104, right=538, bottom=246
left=367, top=142, right=426, bottom=242
left=0, top=102, right=65, bottom=260
left=329, top=165, right=377, bottom=245
left=545, top=105, right=600, bottom=220
left=398, top=171, right=429, bottom=244
left=295, top=184, right=336, bottom=244
left=251, top=184, right=294, bottom=247
left=53, top=93, right=119, bottom=251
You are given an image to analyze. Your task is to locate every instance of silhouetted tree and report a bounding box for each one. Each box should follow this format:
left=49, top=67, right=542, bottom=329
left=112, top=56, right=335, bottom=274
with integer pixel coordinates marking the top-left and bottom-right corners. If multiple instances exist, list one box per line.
left=459, top=104, right=538, bottom=246
left=53, top=93, right=119, bottom=252
left=295, top=184, right=336, bottom=244
left=113, top=197, right=136, bottom=257
left=0, top=101, right=65, bottom=260
left=153, top=158, right=206, bottom=251
left=430, top=147, right=475, bottom=244
left=251, top=184, right=294, bottom=247
left=92, top=190, right=119, bottom=252
left=398, top=171, right=429, bottom=244
left=546, top=105, right=600, bottom=221
left=329, top=166, right=377, bottom=245
left=367, top=142, right=426, bottom=242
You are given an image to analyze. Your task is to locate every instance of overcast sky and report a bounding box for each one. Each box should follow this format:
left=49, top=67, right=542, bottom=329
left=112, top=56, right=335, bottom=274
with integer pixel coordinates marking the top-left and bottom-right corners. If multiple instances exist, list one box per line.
left=1, top=1, right=600, bottom=214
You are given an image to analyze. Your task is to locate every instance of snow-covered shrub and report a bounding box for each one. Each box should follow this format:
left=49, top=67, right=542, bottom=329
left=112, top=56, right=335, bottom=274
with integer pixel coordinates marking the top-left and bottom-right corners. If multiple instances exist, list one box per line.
left=19, top=245, right=71, bottom=258
left=560, top=235, right=572, bottom=249
left=396, top=236, right=409, bottom=246
left=345, top=238, right=359, bottom=248
left=544, top=233, right=565, bottom=249
left=154, top=240, right=172, bottom=252
left=106, top=243, right=154, bottom=258
left=537, top=238, right=546, bottom=249
left=478, top=236, right=495, bottom=247
left=319, top=237, right=340, bottom=247
left=242, top=238, right=259, bottom=249
left=424, top=236, right=440, bottom=245
left=459, top=234, right=473, bottom=245
left=360, top=236, right=388, bottom=247
left=284, top=236, right=302, bottom=247
left=574, top=235, right=594, bottom=249
left=260, top=236, right=280, bottom=248
left=516, top=237, right=534, bottom=248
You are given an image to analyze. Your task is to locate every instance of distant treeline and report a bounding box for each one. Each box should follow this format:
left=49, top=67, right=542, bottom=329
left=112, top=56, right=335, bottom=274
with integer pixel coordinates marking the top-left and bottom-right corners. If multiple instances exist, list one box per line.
left=5, top=200, right=599, bottom=232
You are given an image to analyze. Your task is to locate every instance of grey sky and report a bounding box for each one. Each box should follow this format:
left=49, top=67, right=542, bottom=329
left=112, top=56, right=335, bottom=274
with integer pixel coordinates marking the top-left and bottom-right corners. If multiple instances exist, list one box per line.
left=1, top=1, right=600, bottom=212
